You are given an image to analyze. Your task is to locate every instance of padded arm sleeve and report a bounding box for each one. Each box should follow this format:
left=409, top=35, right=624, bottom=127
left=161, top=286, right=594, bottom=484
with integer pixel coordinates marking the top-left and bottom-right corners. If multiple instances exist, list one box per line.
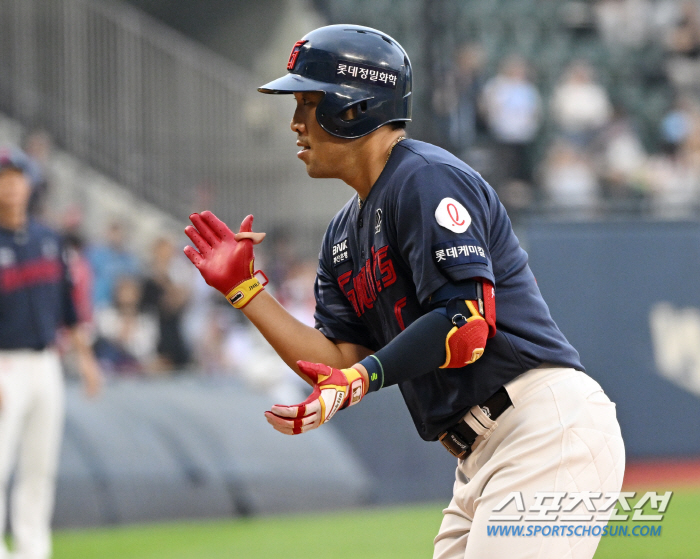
left=360, top=278, right=496, bottom=391
left=360, top=310, right=453, bottom=392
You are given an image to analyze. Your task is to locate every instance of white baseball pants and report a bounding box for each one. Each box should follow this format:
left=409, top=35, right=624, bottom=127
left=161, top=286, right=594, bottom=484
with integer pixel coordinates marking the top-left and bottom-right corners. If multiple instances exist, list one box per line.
left=433, top=367, right=625, bottom=559
left=0, top=350, right=65, bottom=559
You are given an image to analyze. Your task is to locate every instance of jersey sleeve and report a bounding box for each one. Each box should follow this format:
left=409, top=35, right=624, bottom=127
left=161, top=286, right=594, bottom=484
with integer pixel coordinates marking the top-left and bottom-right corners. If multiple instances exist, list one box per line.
left=394, top=164, right=495, bottom=306
left=313, top=254, right=377, bottom=350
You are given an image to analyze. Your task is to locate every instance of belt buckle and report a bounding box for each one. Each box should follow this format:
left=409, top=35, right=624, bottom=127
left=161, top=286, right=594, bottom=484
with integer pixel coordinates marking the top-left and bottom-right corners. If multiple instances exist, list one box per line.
left=439, top=430, right=471, bottom=459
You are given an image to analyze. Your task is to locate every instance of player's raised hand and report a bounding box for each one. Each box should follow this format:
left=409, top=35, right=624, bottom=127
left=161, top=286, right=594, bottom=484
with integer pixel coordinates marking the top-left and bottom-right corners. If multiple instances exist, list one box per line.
left=265, top=361, right=367, bottom=435
left=184, top=211, right=267, bottom=308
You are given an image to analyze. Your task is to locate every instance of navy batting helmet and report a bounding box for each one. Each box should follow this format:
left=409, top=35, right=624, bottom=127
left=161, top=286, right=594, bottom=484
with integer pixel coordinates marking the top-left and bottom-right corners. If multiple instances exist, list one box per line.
left=258, top=24, right=412, bottom=139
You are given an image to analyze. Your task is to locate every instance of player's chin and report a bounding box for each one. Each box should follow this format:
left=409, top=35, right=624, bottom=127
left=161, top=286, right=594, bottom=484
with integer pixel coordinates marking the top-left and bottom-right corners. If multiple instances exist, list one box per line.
left=304, top=164, right=335, bottom=180
left=303, top=163, right=322, bottom=179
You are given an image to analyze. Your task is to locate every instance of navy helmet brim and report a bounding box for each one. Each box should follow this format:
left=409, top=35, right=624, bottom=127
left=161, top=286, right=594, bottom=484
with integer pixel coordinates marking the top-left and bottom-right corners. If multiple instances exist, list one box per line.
left=258, top=73, right=330, bottom=94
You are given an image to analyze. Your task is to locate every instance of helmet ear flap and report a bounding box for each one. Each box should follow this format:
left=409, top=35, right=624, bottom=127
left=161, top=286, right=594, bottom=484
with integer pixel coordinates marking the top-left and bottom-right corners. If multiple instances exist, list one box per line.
left=339, top=100, right=368, bottom=122
left=317, top=92, right=379, bottom=138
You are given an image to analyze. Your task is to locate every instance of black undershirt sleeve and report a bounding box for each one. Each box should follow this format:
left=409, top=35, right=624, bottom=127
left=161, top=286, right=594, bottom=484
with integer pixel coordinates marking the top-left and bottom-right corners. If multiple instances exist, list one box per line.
left=360, top=279, right=481, bottom=392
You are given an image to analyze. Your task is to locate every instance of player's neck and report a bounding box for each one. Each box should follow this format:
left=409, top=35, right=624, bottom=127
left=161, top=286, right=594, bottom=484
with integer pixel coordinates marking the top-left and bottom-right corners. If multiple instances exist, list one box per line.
left=0, top=206, right=27, bottom=231
left=342, top=128, right=406, bottom=201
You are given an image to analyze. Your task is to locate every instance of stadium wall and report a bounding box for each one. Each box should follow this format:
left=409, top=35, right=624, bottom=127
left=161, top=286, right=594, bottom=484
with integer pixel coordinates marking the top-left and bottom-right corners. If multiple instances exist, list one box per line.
left=523, top=219, right=700, bottom=458
left=54, top=377, right=371, bottom=528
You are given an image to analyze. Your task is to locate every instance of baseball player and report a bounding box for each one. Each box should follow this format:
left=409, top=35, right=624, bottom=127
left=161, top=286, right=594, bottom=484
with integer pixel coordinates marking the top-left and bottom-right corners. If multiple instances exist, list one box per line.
left=0, top=148, right=102, bottom=559
left=184, top=25, right=625, bottom=558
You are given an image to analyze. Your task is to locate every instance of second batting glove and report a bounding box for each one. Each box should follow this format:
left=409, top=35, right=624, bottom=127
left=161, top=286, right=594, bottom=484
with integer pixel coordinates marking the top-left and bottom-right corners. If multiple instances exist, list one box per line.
left=265, top=361, right=367, bottom=435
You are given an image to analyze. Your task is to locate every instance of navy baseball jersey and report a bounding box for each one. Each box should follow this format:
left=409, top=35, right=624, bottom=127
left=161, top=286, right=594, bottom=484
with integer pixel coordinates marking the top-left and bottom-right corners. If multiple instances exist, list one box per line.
left=0, top=220, right=77, bottom=350
left=314, top=139, right=583, bottom=441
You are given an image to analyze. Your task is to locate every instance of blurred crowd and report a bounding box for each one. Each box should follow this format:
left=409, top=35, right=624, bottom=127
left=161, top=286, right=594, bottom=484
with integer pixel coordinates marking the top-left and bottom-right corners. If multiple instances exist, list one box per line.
left=11, top=0, right=700, bottom=380
left=11, top=131, right=317, bottom=384
left=432, top=0, right=700, bottom=219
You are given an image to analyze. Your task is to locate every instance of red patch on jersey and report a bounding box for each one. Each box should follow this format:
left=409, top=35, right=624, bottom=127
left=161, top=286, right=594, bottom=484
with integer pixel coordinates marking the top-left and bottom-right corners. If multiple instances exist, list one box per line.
left=0, top=258, right=62, bottom=293
left=287, top=40, right=307, bottom=71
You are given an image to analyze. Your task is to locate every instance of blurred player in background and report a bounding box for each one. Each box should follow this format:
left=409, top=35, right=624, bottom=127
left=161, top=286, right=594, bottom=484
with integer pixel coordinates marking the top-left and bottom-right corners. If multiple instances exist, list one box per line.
left=185, top=25, right=625, bottom=558
left=0, top=148, right=102, bottom=559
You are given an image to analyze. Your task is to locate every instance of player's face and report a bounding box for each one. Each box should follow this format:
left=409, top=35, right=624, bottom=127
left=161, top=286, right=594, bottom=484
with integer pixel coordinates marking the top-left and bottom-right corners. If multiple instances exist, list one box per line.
left=0, top=169, right=32, bottom=214
left=291, top=91, right=352, bottom=178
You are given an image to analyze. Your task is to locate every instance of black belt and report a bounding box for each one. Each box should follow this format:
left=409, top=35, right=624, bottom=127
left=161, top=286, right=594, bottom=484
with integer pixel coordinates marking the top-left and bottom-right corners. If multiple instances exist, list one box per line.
left=439, top=387, right=513, bottom=459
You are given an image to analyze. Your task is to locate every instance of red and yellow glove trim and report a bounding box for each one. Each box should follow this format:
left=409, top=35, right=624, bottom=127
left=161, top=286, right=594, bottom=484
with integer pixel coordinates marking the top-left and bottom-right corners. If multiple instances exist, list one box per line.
left=264, top=363, right=368, bottom=435
left=225, top=277, right=264, bottom=309
left=316, top=367, right=365, bottom=426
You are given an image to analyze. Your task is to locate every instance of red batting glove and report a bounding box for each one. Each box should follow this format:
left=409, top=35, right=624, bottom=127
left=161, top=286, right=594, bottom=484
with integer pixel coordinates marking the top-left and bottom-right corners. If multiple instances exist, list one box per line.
left=184, top=211, right=267, bottom=309
left=265, top=361, right=367, bottom=435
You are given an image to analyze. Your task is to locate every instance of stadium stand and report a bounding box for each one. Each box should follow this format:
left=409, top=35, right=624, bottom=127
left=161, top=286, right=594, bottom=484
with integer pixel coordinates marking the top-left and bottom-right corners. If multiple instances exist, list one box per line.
left=0, top=0, right=349, bottom=253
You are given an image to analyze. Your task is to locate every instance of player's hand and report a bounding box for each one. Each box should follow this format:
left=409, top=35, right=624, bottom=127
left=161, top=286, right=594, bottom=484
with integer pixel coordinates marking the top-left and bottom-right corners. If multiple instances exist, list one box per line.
left=265, top=361, right=367, bottom=435
left=184, top=211, right=267, bottom=308
left=70, top=324, right=103, bottom=398
left=80, top=356, right=103, bottom=398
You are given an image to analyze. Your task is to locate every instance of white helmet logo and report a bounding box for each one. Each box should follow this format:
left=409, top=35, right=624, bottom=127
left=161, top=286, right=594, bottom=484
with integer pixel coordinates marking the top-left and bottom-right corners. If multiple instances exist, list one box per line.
left=435, top=198, right=470, bottom=233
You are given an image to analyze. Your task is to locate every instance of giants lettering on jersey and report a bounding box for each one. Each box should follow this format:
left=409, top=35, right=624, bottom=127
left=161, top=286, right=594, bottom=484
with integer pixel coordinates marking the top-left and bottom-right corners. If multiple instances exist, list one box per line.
left=337, top=245, right=397, bottom=317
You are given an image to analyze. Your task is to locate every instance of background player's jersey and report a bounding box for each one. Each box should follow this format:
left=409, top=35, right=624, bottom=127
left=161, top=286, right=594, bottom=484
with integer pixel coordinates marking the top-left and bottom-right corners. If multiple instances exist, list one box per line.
left=0, top=220, right=77, bottom=350
left=314, top=139, right=583, bottom=441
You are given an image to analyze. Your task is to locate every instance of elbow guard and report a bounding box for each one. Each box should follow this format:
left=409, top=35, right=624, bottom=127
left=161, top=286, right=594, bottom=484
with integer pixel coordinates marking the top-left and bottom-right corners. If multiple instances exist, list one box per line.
left=440, top=279, right=496, bottom=369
